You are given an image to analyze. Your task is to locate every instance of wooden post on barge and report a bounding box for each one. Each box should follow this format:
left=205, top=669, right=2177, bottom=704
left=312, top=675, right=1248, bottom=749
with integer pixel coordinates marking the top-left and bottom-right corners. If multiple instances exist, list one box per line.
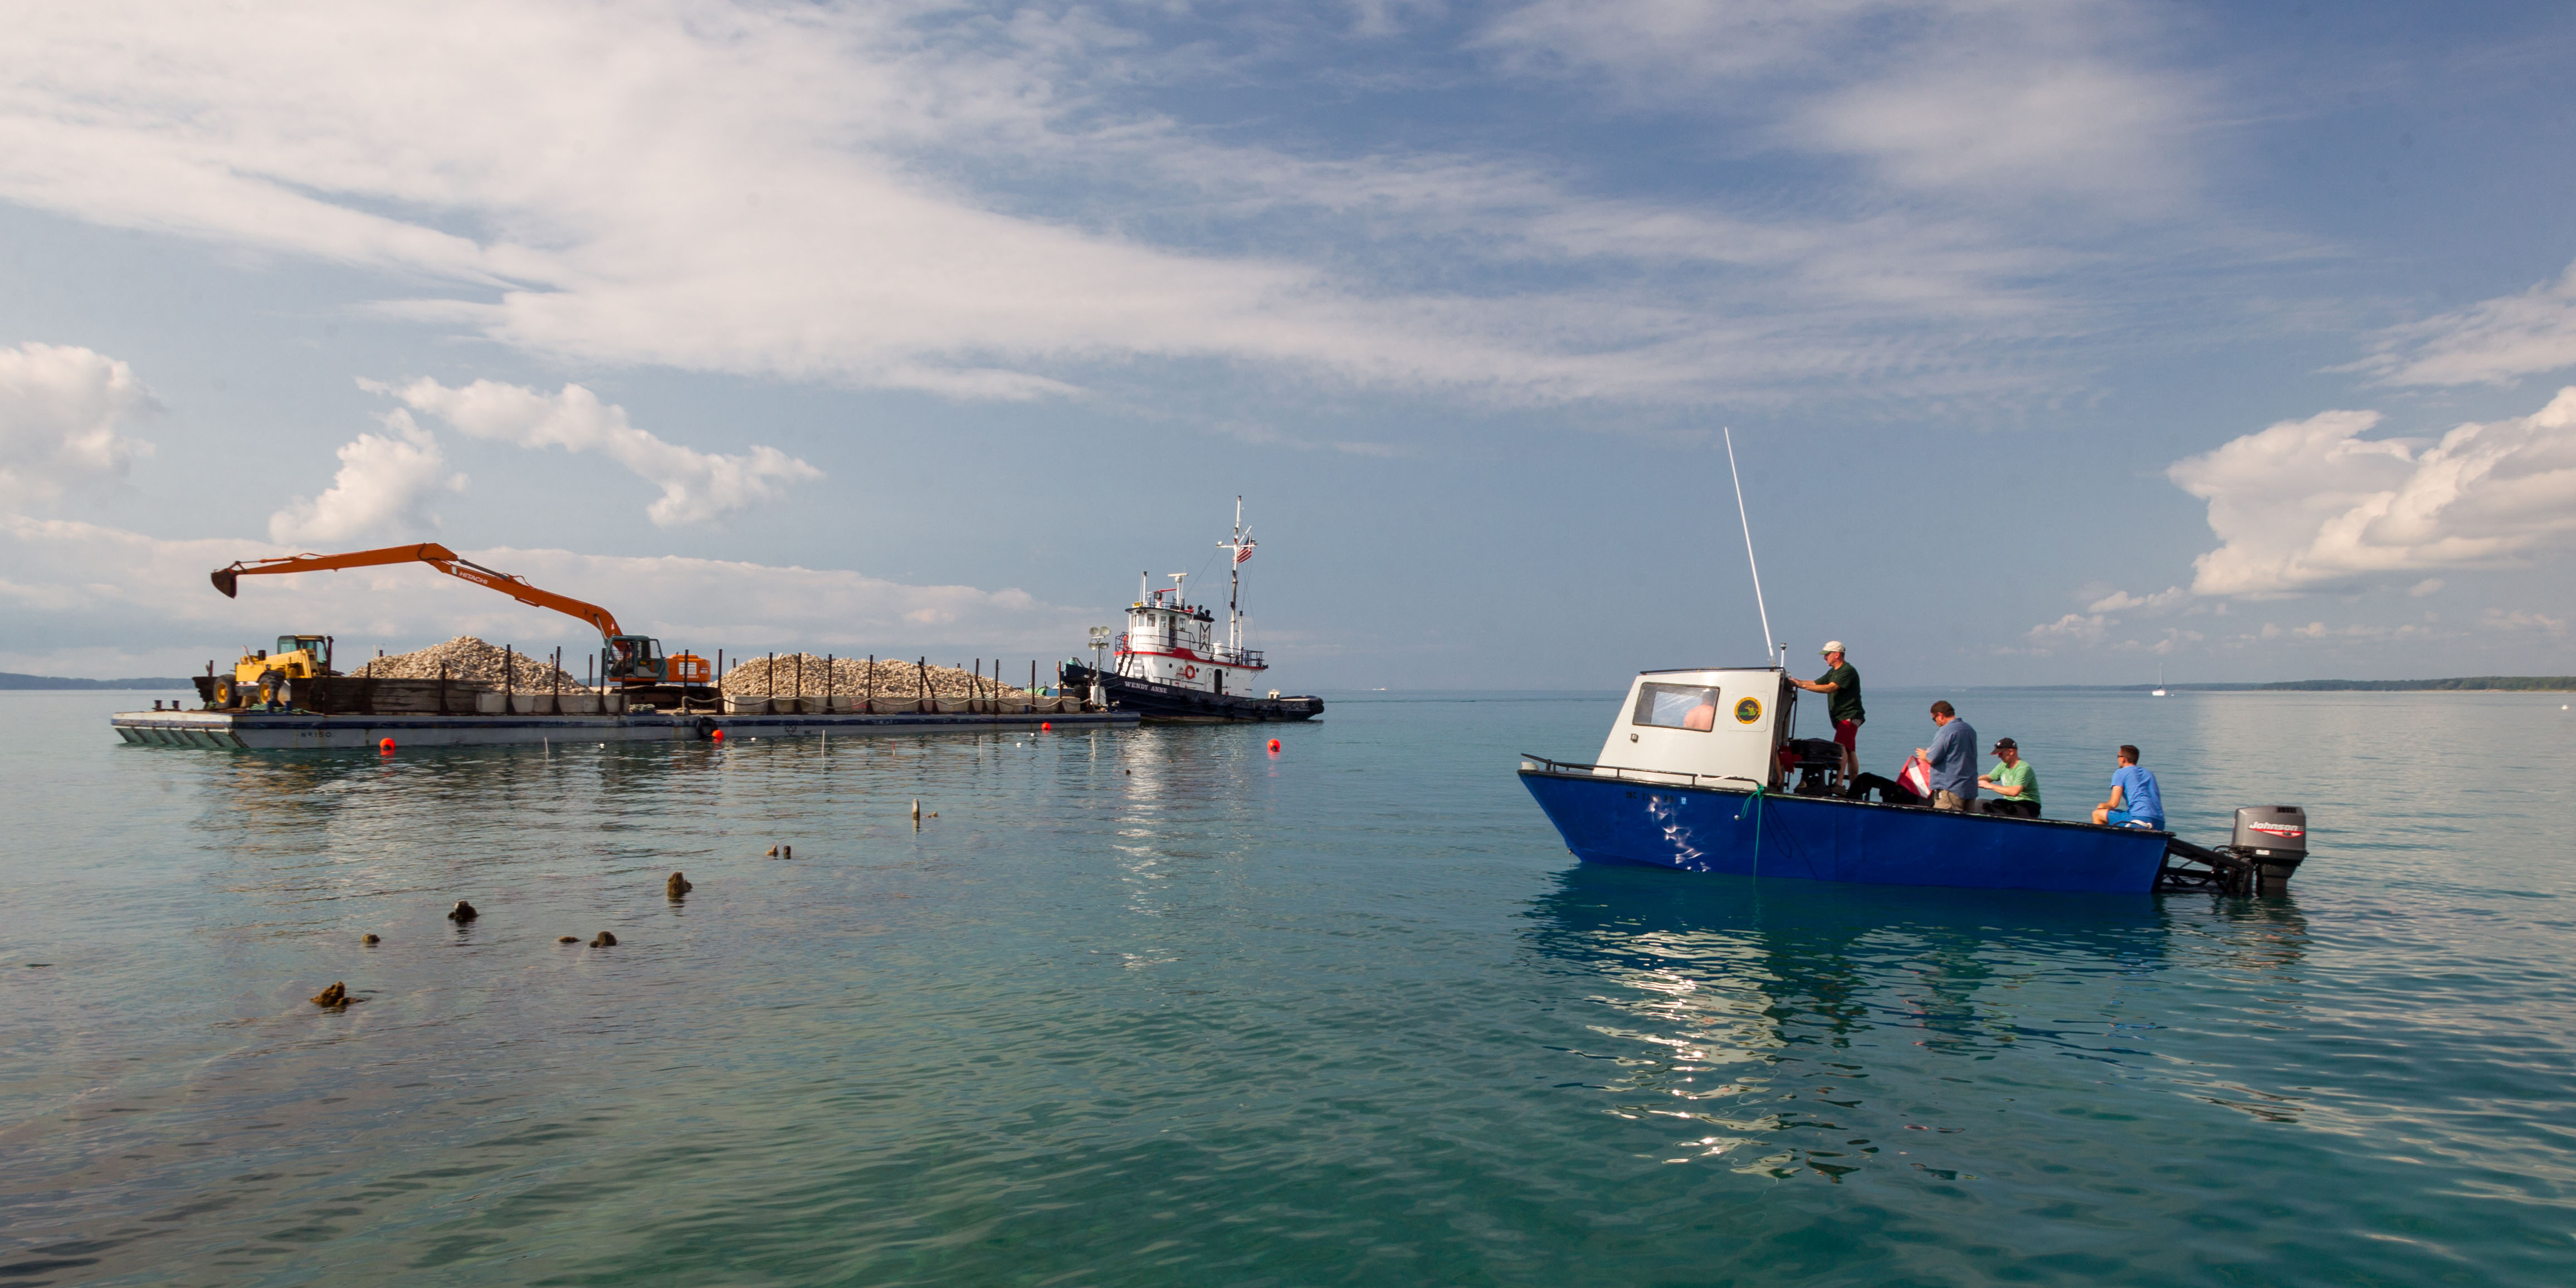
left=917, top=657, right=928, bottom=713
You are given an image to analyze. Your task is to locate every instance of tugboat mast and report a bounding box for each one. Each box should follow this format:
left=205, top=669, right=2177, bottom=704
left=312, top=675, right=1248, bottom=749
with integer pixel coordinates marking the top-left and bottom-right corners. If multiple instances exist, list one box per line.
left=1217, top=495, right=1256, bottom=659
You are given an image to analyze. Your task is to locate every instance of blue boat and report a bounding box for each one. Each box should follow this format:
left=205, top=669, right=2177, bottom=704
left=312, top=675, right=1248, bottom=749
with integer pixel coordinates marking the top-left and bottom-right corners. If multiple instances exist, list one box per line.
left=1518, top=666, right=2295, bottom=896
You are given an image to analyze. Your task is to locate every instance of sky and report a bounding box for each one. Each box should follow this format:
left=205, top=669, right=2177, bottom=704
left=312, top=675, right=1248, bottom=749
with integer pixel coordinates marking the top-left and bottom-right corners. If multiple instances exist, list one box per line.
left=3, top=0, right=2574, bottom=689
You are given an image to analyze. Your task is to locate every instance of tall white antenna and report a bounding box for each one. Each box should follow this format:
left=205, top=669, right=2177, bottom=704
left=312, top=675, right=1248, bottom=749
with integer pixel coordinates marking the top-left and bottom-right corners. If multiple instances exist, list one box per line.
left=1724, top=427, right=1775, bottom=665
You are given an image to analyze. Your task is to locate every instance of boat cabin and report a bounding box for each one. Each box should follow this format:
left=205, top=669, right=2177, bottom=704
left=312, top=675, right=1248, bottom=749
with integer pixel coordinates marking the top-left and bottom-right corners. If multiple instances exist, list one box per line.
left=1591, top=667, right=1794, bottom=788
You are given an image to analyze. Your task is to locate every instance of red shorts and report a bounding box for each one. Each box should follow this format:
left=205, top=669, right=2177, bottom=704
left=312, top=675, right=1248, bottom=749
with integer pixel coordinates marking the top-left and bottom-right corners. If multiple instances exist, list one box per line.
left=1832, top=719, right=1860, bottom=758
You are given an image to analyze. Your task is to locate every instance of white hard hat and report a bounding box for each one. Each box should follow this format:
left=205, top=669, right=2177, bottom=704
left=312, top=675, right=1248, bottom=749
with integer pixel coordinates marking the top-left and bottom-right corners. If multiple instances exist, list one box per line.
left=1821, top=641, right=1846, bottom=655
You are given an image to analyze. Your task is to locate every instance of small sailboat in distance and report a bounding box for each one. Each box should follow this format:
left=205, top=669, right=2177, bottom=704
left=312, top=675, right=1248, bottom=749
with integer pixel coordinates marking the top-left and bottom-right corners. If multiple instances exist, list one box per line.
left=2151, top=664, right=2167, bottom=697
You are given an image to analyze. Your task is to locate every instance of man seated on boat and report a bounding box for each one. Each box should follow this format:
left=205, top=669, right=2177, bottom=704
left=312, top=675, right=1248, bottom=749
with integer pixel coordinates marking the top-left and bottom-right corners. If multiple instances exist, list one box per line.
left=2091, top=744, right=2166, bottom=830
left=1788, top=642, right=1863, bottom=774
left=1977, top=738, right=2041, bottom=817
left=1915, top=701, right=1978, bottom=812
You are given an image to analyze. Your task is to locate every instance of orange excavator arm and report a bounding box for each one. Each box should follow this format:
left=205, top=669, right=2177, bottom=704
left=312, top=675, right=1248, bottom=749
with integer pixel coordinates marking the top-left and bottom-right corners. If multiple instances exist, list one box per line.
left=211, top=543, right=625, bottom=640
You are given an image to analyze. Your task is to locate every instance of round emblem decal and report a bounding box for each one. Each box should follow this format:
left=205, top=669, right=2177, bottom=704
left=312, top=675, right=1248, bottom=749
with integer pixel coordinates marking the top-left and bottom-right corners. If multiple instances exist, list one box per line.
left=1734, top=696, right=1762, bottom=724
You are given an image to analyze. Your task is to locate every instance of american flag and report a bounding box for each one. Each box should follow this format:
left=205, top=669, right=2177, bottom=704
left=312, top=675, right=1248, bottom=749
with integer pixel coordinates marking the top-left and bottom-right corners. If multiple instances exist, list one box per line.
left=1234, top=544, right=1255, bottom=564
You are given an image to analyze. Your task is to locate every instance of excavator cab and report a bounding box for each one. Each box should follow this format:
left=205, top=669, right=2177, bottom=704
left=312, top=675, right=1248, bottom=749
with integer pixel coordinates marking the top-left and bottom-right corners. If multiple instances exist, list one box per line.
left=601, top=635, right=713, bottom=687
left=604, top=635, right=663, bottom=683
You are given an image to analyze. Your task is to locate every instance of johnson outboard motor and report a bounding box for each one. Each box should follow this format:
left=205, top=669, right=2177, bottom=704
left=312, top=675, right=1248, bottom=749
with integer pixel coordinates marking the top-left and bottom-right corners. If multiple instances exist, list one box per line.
left=2158, top=804, right=2309, bottom=895
left=2223, top=806, right=2307, bottom=895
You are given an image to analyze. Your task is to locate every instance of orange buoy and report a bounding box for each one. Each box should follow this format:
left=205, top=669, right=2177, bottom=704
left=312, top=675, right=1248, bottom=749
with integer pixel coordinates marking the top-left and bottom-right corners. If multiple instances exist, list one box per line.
left=1041, top=721, right=1052, bottom=731
left=711, top=729, right=725, bottom=743
left=1268, top=738, right=1281, bottom=753
left=379, top=737, right=395, bottom=753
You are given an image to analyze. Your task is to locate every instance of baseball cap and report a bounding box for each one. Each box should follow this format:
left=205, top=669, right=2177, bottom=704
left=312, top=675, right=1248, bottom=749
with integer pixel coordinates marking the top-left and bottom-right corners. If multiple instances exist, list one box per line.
left=1820, top=640, right=1845, bottom=655
left=1990, top=737, right=2017, bottom=752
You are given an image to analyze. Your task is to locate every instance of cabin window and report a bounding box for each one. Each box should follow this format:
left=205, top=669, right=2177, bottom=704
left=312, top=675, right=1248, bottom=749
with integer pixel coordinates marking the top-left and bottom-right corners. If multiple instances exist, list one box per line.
left=1632, top=682, right=1722, bottom=733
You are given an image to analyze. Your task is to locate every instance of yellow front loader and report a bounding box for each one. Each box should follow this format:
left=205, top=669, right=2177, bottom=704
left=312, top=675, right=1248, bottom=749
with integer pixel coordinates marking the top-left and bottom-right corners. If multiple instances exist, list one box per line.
left=212, top=634, right=334, bottom=707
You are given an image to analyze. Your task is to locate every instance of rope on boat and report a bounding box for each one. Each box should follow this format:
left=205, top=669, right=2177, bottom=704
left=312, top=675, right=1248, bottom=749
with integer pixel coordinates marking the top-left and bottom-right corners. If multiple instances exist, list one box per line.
left=1735, top=783, right=1767, bottom=861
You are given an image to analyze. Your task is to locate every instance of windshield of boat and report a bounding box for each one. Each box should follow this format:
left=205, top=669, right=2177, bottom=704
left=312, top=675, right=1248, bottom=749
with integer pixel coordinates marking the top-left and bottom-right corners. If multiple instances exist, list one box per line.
left=1632, top=682, right=1721, bottom=732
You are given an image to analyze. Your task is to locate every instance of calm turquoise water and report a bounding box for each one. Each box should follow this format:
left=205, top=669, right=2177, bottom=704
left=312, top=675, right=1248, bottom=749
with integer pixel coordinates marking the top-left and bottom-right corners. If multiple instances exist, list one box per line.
left=4, top=688, right=2572, bottom=1285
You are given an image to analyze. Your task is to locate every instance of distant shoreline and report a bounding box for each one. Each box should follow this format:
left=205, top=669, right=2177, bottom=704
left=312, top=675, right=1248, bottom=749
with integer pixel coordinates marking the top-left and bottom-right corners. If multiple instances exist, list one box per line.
left=7, top=672, right=2573, bottom=693
left=1982, top=677, right=2576, bottom=693
left=1, top=673, right=192, bottom=690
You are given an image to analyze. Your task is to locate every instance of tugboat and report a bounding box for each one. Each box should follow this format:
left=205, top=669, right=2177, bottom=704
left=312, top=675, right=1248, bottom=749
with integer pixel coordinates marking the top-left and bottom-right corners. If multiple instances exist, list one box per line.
left=1061, top=499, right=1324, bottom=724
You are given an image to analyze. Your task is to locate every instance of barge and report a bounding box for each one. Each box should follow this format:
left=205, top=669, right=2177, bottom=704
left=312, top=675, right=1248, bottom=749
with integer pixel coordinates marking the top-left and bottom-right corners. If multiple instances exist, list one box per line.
left=111, top=704, right=1133, bottom=749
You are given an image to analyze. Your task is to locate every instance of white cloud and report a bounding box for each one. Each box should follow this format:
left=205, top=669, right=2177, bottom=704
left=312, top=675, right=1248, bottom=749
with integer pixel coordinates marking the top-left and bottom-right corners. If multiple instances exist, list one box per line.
left=0, top=342, right=154, bottom=500
left=2024, top=612, right=2110, bottom=652
left=382, top=379, right=819, bottom=526
left=0, top=514, right=1093, bottom=674
left=2085, top=585, right=2188, bottom=614
left=2408, top=577, right=2444, bottom=597
left=0, top=1, right=2236, bottom=410
left=2480, top=608, right=2567, bottom=638
left=267, top=413, right=465, bottom=545
left=1482, top=0, right=2204, bottom=208
left=2351, top=260, right=2576, bottom=387
left=2169, top=388, right=2576, bottom=596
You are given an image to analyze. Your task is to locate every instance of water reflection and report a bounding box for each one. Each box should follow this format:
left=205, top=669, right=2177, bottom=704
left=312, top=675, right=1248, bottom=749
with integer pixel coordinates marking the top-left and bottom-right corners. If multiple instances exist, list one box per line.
left=1520, top=864, right=2312, bottom=1178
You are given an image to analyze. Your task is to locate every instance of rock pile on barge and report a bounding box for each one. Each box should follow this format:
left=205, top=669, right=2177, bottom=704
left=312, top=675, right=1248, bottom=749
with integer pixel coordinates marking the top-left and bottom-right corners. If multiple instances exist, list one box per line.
left=352, top=637, right=581, bottom=689
left=719, top=653, right=1028, bottom=700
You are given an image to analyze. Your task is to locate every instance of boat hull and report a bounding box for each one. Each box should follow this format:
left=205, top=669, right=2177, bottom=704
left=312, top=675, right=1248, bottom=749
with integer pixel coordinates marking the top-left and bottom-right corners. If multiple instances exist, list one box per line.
left=1518, top=767, right=2169, bottom=894
left=1061, top=661, right=1321, bottom=723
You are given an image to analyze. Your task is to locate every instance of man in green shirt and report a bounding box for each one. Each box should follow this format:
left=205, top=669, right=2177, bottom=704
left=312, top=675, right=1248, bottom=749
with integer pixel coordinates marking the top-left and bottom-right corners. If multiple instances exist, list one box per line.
left=1978, top=738, right=2041, bottom=818
left=1789, top=641, right=1864, bottom=775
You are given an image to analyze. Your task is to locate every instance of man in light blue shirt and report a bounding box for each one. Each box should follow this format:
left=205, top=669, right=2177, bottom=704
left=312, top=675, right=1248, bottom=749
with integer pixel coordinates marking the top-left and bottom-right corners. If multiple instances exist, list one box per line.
left=2091, top=744, right=2166, bottom=830
left=1913, top=700, right=1979, bottom=812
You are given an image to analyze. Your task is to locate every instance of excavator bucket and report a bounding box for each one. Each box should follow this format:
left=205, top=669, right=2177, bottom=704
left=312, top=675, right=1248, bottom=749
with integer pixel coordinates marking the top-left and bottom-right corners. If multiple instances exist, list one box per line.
left=211, top=567, right=240, bottom=598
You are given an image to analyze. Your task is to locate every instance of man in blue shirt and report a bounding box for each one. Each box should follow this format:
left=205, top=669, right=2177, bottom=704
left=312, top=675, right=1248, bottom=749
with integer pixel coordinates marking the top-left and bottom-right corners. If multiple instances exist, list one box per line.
left=2091, top=744, right=2166, bottom=830
left=1913, top=700, right=1979, bottom=812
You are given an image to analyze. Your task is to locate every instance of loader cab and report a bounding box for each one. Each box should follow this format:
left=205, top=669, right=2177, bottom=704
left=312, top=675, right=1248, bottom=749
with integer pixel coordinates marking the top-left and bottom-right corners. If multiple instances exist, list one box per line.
left=235, top=634, right=333, bottom=683
left=276, top=635, right=331, bottom=672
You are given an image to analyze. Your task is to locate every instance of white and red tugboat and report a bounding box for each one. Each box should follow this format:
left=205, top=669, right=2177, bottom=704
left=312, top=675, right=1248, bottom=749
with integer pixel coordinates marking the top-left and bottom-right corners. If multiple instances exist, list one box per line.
left=1061, top=499, right=1323, bottom=723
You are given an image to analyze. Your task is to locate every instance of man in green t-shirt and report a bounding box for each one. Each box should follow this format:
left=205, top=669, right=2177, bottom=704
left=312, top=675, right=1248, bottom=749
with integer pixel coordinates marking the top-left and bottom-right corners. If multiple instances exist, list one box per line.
left=1789, top=641, right=1864, bottom=775
left=1978, top=738, right=2041, bottom=818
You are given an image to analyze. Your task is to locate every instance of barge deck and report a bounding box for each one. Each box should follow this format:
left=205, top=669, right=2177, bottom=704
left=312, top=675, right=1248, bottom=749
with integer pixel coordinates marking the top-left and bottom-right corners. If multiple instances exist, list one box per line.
left=111, top=707, right=1136, bottom=750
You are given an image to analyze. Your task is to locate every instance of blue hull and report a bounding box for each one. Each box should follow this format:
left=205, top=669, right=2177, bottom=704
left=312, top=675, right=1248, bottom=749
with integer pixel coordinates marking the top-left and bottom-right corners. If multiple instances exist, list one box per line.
left=1518, top=769, right=2170, bottom=894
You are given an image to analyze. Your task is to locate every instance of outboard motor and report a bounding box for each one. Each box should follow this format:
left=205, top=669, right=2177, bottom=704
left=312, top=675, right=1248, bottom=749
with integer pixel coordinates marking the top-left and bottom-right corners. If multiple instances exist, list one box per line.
left=2156, top=804, right=2309, bottom=895
left=2224, top=806, right=2307, bottom=894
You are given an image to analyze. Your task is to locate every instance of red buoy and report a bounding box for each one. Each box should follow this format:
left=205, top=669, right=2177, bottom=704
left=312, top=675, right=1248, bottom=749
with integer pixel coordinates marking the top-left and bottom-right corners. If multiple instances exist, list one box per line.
left=711, top=729, right=725, bottom=743
left=1268, top=738, right=1281, bottom=753
left=1041, top=721, right=1052, bottom=731
left=379, top=737, right=395, bottom=753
